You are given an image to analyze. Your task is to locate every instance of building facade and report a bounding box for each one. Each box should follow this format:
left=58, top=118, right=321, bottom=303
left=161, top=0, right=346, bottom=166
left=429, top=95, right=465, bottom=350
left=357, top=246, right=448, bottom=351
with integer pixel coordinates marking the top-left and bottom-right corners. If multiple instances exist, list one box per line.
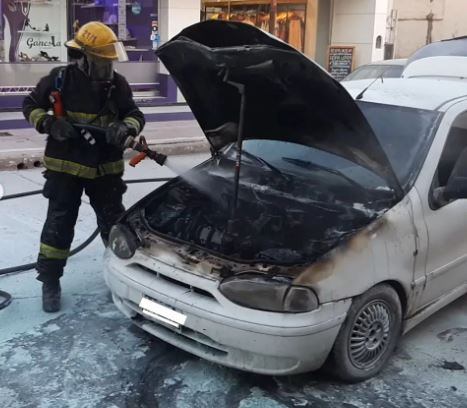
left=330, top=0, right=388, bottom=67
left=389, top=0, right=467, bottom=59
left=202, top=0, right=467, bottom=73
left=202, top=0, right=389, bottom=72
left=3, top=0, right=459, bottom=111
left=0, top=0, right=200, bottom=109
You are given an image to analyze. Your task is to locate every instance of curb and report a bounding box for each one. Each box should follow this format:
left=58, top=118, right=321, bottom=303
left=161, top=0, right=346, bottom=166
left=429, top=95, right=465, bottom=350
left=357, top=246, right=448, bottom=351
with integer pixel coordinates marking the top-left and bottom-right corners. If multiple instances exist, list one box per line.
left=0, top=139, right=210, bottom=171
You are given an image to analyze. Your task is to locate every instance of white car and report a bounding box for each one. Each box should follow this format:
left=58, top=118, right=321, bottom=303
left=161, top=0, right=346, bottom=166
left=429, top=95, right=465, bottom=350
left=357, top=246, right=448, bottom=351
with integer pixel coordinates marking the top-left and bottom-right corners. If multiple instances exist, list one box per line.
left=104, top=23, right=467, bottom=382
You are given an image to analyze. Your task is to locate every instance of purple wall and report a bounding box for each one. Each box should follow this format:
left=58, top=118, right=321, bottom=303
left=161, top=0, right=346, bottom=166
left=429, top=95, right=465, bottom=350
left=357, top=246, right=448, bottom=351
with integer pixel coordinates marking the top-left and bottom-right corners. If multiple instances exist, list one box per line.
left=127, top=0, right=157, bottom=49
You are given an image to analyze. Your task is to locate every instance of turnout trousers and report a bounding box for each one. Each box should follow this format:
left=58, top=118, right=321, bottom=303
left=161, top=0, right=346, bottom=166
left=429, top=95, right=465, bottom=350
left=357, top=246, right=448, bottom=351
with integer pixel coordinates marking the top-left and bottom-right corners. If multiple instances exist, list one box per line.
left=36, top=170, right=127, bottom=283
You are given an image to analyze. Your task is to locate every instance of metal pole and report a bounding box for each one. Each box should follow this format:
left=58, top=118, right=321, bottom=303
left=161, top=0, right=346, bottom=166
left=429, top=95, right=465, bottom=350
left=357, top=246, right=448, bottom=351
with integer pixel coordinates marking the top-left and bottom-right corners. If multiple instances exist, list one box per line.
left=118, top=0, right=127, bottom=40
left=231, top=83, right=246, bottom=221
left=269, top=0, right=277, bottom=35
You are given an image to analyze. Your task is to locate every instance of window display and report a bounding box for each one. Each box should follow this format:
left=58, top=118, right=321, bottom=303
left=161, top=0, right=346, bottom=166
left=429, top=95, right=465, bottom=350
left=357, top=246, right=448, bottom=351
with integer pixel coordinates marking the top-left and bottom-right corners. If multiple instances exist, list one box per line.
left=0, top=0, right=191, bottom=109
left=1, top=0, right=67, bottom=62
left=203, top=0, right=307, bottom=52
left=0, top=1, right=159, bottom=63
left=68, top=0, right=158, bottom=62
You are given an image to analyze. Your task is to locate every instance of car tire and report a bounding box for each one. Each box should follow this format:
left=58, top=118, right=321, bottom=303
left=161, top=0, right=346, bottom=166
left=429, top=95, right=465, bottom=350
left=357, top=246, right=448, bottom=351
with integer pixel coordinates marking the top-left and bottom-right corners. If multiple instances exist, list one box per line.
left=326, top=284, right=402, bottom=383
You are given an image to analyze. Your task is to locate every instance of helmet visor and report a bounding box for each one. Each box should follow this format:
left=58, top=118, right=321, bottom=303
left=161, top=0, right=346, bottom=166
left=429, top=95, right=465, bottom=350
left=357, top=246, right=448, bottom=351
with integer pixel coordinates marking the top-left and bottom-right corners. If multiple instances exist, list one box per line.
left=86, top=41, right=128, bottom=62
left=87, top=55, right=114, bottom=81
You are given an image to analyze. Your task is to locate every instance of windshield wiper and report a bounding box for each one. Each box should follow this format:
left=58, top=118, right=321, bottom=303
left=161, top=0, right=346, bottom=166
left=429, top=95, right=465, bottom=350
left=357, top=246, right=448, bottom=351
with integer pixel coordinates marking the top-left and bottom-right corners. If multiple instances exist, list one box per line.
left=219, top=145, right=289, bottom=181
left=282, top=157, right=365, bottom=191
left=242, top=150, right=289, bottom=181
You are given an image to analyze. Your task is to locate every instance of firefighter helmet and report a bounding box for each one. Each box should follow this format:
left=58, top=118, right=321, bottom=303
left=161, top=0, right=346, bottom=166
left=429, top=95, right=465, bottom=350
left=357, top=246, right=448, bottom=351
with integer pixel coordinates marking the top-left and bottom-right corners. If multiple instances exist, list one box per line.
left=65, top=21, right=128, bottom=61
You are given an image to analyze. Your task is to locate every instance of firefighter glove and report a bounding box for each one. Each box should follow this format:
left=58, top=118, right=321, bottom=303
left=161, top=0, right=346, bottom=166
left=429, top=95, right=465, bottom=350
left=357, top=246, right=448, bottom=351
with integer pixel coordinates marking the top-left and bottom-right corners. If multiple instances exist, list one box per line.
left=44, top=116, right=80, bottom=142
left=106, top=121, right=132, bottom=149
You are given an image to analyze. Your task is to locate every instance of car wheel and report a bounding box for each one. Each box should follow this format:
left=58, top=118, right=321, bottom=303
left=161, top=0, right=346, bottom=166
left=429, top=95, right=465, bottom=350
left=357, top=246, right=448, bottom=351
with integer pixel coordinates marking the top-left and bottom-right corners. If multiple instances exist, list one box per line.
left=327, top=284, right=402, bottom=383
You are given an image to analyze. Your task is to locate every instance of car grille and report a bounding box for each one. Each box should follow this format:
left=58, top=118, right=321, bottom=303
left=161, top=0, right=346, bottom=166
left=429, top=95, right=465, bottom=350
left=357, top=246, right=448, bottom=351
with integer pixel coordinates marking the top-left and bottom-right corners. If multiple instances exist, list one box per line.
left=132, top=263, right=216, bottom=300
left=123, top=298, right=228, bottom=358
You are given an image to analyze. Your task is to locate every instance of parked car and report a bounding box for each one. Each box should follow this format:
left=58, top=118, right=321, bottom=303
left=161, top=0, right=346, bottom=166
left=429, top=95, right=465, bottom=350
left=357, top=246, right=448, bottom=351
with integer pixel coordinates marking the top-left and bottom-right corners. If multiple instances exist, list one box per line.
left=104, top=22, right=467, bottom=382
left=342, top=59, right=407, bottom=81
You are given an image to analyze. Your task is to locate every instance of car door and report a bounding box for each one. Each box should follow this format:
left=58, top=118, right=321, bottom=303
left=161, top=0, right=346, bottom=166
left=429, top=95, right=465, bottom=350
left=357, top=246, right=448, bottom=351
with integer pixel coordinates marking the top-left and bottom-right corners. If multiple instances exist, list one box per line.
left=417, top=104, right=467, bottom=307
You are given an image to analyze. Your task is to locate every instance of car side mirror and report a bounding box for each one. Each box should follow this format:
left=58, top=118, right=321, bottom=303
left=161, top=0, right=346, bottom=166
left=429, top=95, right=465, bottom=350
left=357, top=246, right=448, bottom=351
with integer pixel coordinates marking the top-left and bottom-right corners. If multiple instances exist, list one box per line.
left=444, top=148, right=467, bottom=201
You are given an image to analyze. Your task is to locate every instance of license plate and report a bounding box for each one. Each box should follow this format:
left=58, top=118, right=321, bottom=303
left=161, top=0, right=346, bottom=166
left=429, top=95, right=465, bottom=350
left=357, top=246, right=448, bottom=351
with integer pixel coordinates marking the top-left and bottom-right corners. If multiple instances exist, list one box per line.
left=139, top=297, right=187, bottom=328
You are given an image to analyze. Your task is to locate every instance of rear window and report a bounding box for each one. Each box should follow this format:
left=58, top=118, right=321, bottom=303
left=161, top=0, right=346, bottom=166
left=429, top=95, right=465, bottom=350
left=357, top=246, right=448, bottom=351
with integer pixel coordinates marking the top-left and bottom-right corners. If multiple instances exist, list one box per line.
left=344, top=64, right=404, bottom=81
left=407, top=37, right=467, bottom=65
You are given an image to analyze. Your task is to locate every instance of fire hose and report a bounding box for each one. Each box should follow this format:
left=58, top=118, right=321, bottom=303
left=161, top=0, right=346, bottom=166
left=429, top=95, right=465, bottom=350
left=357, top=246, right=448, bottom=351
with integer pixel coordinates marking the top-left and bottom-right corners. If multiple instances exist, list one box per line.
left=0, top=124, right=174, bottom=311
left=0, top=177, right=174, bottom=310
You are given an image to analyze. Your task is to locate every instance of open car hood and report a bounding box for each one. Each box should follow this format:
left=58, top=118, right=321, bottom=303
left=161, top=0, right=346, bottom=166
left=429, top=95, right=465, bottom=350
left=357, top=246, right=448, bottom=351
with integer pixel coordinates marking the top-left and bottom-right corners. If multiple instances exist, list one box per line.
left=156, top=21, right=402, bottom=194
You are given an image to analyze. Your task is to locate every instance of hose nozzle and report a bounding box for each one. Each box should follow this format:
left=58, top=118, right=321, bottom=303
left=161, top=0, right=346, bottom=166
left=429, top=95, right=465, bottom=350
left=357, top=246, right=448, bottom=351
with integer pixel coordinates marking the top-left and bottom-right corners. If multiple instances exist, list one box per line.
left=128, top=135, right=167, bottom=167
left=153, top=151, right=167, bottom=166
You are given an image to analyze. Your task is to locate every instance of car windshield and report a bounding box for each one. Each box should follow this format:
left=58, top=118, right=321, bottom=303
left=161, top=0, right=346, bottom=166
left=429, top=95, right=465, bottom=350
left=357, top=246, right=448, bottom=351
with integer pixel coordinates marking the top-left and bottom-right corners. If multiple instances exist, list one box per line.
left=228, top=141, right=390, bottom=196
left=220, top=102, right=440, bottom=194
left=344, top=64, right=404, bottom=81
left=357, top=101, right=442, bottom=190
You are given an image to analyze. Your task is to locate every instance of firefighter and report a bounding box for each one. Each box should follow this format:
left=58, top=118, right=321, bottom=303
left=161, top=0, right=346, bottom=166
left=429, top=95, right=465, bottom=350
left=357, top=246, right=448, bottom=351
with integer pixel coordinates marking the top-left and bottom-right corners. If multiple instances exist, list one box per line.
left=23, top=22, right=145, bottom=313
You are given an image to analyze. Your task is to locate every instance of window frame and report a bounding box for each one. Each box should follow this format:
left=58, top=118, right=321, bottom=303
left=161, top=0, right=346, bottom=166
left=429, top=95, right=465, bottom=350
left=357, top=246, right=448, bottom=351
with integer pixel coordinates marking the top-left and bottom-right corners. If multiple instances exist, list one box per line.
left=429, top=111, right=467, bottom=210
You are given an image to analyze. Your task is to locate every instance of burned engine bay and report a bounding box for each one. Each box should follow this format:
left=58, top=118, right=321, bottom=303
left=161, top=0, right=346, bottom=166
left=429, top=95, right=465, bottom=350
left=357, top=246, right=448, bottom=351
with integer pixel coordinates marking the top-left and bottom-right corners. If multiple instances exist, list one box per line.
left=139, top=153, right=396, bottom=265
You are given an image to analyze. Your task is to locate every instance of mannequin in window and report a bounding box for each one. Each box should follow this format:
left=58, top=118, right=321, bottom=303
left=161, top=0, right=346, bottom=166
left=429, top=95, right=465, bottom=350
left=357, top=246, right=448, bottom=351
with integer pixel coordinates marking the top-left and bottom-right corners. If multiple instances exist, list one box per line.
left=3, top=0, right=30, bottom=62
left=288, top=12, right=304, bottom=51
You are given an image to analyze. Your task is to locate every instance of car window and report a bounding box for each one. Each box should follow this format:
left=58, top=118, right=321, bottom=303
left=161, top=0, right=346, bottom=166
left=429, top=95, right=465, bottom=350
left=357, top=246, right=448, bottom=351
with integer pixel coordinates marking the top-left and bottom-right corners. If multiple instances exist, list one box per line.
left=430, top=113, right=467, bottom=208
left=344, top=64, right=403, bottom=81
left=344, top=66, right=382, bottom=81
left=381, top=65, right=404, bottom=78
left=357, top=102, right=441, bottom=191
left=436, top=127, right=467, bottom=187
left=407, top=37, right=467, bottom=66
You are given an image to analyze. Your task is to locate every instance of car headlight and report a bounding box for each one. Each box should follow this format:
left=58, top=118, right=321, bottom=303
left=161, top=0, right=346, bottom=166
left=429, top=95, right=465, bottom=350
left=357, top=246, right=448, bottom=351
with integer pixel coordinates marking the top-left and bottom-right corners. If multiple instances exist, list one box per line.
left=109, top=224, right=139, bottom=259
left=219, top=273, right=319, bottom=313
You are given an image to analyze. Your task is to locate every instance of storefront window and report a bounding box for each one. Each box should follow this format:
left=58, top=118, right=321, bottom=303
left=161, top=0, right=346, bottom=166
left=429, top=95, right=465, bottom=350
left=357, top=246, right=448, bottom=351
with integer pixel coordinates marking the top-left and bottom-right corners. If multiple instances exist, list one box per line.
left=0, top=1, right=158, bottom=63
left=68, top=0, right=158, bottom=62
left=203, top=0, right=307, bottom=52
left=1, top=0, right=68, bottom=63
left=0, top=0, right=190, bottom=109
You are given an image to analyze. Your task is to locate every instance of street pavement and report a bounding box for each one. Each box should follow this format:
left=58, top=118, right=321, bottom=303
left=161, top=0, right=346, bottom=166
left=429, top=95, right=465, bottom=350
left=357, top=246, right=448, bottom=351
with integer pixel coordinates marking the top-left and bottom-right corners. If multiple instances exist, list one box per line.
left=1, top=155, right=467, bottom=408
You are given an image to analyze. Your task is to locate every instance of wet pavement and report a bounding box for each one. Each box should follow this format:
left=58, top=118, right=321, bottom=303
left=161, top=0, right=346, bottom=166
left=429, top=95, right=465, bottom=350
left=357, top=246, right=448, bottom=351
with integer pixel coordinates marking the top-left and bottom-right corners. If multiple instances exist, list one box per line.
left=1, top=155, right=467, bottom=408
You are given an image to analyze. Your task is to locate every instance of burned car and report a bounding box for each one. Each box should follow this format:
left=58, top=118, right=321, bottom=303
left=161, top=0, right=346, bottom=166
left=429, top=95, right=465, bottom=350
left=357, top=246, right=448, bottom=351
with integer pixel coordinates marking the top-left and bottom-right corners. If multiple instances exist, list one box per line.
left=104, top=25, right=467, bottom=382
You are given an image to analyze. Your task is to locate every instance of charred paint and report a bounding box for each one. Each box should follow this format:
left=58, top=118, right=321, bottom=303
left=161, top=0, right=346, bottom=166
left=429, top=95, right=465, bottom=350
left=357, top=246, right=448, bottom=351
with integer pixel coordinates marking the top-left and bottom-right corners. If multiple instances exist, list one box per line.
left=134, top=201, right=392, bottom=288
left=293, top=217, right=387, bottom=285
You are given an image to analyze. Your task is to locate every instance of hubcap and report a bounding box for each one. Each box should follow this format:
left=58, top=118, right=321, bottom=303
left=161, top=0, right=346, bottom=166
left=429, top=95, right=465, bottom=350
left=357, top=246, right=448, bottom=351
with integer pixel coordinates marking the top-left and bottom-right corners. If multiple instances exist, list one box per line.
left=348, top=300, right=391, bottom=369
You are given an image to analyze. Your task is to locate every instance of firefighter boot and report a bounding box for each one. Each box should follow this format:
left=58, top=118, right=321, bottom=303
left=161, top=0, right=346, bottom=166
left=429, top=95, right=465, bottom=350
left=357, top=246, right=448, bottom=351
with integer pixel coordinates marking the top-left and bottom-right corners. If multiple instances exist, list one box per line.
left=42, top=281, right=61, bottom=313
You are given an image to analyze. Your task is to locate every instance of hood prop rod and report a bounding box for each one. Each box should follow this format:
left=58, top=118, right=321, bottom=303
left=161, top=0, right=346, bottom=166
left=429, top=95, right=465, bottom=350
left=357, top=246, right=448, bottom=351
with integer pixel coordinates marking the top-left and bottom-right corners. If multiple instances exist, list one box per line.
left=224, top=77, right=247, bottom=230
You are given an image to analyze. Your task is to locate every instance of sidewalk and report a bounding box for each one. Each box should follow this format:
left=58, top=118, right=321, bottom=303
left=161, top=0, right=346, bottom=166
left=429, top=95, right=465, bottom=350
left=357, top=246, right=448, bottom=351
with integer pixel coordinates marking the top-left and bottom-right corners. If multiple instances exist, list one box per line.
left=0, top=105, right=209, bottom=170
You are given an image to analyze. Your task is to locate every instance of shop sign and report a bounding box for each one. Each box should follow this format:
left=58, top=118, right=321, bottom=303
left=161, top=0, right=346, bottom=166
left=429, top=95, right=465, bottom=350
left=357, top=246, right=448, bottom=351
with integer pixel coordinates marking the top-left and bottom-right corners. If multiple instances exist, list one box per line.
left=328, top=46, right=355, bottom=81
left=25, top=35, right=61, bottom=49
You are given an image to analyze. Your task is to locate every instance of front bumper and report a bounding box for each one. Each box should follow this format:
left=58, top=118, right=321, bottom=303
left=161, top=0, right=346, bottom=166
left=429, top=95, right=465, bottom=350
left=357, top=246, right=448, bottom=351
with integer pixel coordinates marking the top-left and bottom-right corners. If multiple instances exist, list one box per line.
left=104, top=249, right=351, bottom=375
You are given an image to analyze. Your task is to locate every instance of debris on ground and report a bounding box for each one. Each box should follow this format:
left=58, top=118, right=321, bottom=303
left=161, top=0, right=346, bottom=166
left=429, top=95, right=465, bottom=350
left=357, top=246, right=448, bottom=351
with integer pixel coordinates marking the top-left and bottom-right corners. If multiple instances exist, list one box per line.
left=439, top=361, right=465, bottom=371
